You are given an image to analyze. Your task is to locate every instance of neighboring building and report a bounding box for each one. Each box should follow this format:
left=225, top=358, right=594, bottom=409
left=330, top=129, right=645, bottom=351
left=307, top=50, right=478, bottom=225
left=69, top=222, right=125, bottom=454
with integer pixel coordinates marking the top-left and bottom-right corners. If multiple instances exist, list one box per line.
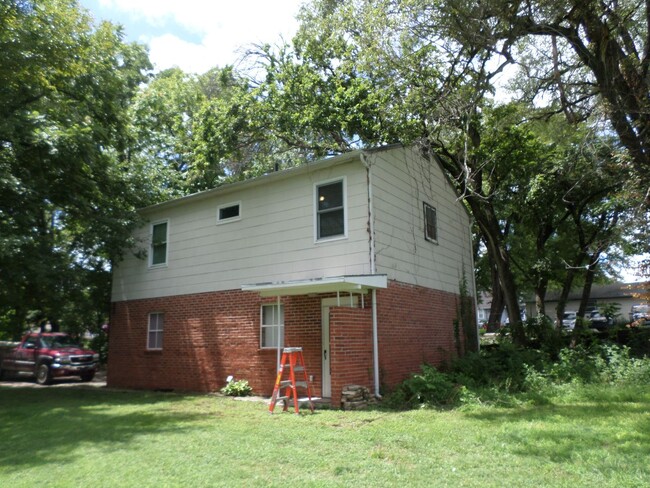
left=476, top=292, right=510, bottom=327
left=525, top=282, right=649, bottom=323
left=109, top=145, right=476, bottom=403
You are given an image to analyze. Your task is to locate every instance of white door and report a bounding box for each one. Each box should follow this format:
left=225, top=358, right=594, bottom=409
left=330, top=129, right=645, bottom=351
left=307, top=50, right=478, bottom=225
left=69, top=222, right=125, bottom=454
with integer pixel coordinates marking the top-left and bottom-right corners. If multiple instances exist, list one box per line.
left=321, top=296, right=359, bottom=399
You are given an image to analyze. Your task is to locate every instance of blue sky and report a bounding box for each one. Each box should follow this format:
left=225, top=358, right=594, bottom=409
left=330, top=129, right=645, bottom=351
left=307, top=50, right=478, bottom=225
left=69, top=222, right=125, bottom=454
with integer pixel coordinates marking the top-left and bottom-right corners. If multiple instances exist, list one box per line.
left=79, top=0, right=304, bottom=74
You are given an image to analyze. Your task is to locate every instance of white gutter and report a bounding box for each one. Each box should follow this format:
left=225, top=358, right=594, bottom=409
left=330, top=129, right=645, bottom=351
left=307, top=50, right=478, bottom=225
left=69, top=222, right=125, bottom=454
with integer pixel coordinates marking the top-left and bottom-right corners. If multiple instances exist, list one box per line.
left=361, top=152, right=382, bottom=398
left=371, top=288, right=380, bottom=398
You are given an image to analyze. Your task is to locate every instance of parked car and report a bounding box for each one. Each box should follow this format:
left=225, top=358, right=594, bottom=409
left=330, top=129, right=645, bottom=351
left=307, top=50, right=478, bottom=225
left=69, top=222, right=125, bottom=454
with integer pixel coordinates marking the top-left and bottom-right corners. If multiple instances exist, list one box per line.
left=587, top=311, right=613, bottom=331
left=561, top=311, right=577, bottom=330
left=0, top=332, right=99, bottom=385
left=631, top=304, right=649, bottom=322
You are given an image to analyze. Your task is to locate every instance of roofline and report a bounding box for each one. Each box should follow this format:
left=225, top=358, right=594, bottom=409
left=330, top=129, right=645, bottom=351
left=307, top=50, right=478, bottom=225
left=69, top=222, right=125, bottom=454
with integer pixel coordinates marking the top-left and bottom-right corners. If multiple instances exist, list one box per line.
left=139, top=149, right=368, bottom=214
left=138, top=144, right=413, bottom=214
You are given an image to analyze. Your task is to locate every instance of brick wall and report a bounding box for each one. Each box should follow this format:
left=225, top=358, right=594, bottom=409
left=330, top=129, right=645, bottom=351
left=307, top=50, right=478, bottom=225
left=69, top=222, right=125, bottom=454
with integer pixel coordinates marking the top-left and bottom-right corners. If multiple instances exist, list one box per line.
left=108, top=280, right=470, bottom=400
left=108, top=290, right=322, bottom=395
left=376, top=281, right=464, bottom=392
left=329, top=306, right=373, bottom=403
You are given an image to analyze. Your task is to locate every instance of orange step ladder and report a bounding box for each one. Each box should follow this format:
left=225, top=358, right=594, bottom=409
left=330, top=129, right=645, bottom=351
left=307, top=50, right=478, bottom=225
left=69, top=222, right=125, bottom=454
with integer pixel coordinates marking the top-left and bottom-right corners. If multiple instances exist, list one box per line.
left=269, top=347, right=316, bottom=414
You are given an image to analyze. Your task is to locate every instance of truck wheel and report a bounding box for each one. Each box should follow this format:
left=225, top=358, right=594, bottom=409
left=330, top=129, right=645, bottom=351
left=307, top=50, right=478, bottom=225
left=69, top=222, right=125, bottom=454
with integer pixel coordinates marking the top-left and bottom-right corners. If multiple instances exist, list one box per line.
left=80, top=372, right=95, bottom=382
left=35, top=363, right=52, bottom=385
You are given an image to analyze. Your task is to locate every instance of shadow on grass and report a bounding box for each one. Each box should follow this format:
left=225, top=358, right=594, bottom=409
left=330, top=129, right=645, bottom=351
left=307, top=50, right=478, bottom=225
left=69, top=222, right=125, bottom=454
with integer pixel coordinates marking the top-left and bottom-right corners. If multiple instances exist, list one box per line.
left=0, top=386, right=214, bottom=472
left=464, top=394, right=650, bottom=465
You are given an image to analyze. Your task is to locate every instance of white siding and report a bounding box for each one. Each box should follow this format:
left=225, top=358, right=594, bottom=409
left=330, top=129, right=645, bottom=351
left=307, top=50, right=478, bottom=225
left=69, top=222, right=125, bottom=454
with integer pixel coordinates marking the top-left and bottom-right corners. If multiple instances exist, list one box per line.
left=368, top=147, right=474, bottom=295
left=112, top=160, right=372, bottom=301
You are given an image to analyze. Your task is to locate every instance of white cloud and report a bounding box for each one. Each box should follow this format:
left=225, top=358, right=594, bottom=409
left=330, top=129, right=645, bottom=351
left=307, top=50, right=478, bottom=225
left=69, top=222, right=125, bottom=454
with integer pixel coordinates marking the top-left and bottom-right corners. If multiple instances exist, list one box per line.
left=97, top=0, right=303, bottom=73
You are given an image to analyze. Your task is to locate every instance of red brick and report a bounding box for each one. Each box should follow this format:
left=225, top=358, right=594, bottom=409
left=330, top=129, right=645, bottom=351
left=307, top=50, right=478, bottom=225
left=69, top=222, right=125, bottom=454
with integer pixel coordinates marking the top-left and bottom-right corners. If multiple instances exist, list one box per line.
left=108, top=281, right=473, bottom=401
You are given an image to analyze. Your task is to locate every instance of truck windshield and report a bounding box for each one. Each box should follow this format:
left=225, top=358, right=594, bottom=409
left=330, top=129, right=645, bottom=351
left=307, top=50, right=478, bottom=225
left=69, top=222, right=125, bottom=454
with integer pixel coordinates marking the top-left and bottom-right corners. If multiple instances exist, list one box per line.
left=40, top=336, right=81, bottom=348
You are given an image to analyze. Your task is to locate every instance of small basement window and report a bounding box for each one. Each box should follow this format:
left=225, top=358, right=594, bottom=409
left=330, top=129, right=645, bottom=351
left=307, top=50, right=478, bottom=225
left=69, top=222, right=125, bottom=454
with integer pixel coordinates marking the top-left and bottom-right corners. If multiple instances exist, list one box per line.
left=424, top=202, right=438, bottom=243
left=217, top=202, right=241, bottom=224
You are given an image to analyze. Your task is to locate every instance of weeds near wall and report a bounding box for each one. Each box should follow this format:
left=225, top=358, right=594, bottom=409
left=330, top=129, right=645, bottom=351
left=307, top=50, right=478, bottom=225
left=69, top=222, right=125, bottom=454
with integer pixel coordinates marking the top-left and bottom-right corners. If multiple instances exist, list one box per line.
left=384, top=341, right=650, bottom=410
left=455, top=274, right=478, bottom=356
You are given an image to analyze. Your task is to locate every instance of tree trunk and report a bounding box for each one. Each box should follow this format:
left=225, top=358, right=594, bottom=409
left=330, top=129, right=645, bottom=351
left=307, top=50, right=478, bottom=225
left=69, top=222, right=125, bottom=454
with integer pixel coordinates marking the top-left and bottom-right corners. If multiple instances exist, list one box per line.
left=534, top=279, right=548, bottom=318
left=487, top=270, right=505, bottom=332
left=556, top=260, right=581, bottom=328
left=578, top=257, right=598, bottom=317
left=467, top=198, right=525, bottom=345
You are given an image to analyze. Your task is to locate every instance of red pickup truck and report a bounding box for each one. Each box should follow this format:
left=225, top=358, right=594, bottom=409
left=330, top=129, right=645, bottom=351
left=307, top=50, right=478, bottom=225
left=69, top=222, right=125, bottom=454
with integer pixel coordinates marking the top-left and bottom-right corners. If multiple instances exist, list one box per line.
left=0, top=332, right=99, bottom=385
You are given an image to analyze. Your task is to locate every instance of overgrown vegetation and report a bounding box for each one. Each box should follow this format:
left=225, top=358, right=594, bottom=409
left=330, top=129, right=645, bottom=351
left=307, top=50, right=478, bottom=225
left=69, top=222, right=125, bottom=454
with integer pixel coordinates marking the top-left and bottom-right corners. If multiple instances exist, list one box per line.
left=385, top=320, right=650, bottom=410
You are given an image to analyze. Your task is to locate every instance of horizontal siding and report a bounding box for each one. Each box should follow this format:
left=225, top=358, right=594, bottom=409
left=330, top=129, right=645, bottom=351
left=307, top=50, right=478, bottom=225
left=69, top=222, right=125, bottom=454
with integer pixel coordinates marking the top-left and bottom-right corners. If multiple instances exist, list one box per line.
left=369, top=146, right=474, bottom=295
left=113, top=161, right=371, bottom=301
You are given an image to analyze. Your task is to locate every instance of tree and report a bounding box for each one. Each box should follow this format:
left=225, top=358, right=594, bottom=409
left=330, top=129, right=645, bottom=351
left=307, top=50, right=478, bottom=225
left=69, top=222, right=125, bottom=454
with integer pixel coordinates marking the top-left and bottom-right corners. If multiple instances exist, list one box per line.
left=437, top=0, right=650, bottom=205
left=0, top=0, right=152, bottom=338
left=252, top=0, right=644, bottom=342
left=288, top=0, right=531, bottom=342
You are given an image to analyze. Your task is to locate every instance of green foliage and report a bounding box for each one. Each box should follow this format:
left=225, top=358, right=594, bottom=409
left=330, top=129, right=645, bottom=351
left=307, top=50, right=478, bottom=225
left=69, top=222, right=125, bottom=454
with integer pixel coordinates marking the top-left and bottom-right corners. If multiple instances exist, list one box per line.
left=89, top=331, right=109, bottom=365
left=386, top=339, right=650, bottom=410
left=220, top=379, right=253, bottom=397
left=451, top=342, right=547, bottom=392
left=522, top=316, right=566, bottom=357
left=0, top=0, right=152, bottom=338
left=385, top=364, right=460, bottom=409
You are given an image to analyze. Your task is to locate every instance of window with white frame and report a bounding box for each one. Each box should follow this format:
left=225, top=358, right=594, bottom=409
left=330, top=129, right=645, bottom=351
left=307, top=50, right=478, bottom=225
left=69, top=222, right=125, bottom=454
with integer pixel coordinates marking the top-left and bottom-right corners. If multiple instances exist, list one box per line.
left=150, top=221, right=168, bottom=266
left=147, top=312, right=164, bottom=350
left=217, top=202, right=241, bottom=224
left=261, top=304, right=284, bottom=349
left=424, top=202, right=438, bottom=243
left=316, top=179, right=345, bottom=240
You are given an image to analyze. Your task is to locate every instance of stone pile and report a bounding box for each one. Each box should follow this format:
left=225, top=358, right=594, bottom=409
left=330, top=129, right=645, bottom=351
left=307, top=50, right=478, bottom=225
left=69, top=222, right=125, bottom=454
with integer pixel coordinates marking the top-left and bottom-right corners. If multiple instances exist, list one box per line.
left=340, top=384, right=375, bottom=410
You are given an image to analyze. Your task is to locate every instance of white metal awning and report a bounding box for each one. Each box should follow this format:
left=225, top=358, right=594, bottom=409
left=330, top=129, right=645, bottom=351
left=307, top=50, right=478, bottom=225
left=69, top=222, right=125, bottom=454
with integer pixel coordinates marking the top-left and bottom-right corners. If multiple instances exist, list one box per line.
left=241, top=274, right=388, bottom=297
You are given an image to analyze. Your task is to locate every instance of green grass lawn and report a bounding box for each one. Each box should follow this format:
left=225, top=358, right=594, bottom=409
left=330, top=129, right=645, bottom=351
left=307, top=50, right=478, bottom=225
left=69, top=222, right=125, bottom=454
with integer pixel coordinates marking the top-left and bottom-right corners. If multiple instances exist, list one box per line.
left=1, top=385, right=649, bottom=487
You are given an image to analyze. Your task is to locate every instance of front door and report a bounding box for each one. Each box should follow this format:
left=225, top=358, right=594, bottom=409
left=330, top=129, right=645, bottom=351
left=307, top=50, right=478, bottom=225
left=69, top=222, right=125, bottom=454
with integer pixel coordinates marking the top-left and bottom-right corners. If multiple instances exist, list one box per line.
left=321, top=296, right=359, bottom=399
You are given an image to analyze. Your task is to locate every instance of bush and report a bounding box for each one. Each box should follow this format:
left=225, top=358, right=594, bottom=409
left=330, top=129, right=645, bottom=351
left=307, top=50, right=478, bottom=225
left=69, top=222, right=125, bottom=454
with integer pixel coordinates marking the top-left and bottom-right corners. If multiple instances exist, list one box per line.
left=384, top=339, right=650, bottom=410
left=220, top=379, right=253, bottom=396
left=385, top=364, right=460, bottom=409
left=450, top=342, right=547, bottom=392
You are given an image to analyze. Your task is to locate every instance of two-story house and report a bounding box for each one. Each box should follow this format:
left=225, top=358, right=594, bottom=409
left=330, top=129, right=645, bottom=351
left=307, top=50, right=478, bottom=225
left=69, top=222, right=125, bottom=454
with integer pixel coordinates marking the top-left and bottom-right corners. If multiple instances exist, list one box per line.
left=109, top=145, right=477, bottom=403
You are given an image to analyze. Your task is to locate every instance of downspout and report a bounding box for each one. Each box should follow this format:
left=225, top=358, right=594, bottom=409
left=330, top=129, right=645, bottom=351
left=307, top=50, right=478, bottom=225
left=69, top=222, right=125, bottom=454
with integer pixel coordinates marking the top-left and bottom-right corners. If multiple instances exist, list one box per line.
left=276, top=295, right=282, bottom=372
left=371, top=288, right=380, bottom=398
left=361, top=152, right=382, bottom=398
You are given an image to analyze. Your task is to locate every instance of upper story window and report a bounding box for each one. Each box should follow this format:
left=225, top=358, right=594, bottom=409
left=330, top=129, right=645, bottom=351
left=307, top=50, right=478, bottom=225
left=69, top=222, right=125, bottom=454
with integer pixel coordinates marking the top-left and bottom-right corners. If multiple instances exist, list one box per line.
left=316, top=178, right=346, bottom=240
left=150, top=221, right=168, bottom=267
left=424, top=202, right=438, bottom=243
left=147, top=312, right=164, bottom=350
left=217, top=202, right=241, bottom=224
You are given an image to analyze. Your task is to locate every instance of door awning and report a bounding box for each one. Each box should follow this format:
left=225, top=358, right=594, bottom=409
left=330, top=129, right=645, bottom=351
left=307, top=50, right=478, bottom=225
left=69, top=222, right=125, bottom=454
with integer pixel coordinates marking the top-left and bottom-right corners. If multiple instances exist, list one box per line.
left=241, top=274, right=388, bottom=297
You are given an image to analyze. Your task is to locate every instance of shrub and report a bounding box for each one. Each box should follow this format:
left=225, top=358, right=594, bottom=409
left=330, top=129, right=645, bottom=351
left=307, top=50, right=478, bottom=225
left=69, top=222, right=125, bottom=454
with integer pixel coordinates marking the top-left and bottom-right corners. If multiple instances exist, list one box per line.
left=450, top=342, right=547, bottom=392
left=385, top=364, right=460, bottom=409
left=220, top=379, right=252, bottom=396
left=385, top=338, right=650, bottom=410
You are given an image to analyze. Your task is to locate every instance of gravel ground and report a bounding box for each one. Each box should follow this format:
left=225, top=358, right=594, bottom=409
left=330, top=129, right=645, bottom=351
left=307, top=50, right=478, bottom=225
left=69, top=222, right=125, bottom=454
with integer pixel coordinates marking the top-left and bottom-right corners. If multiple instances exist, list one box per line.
left=0, top=368, right=107, bottom=389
